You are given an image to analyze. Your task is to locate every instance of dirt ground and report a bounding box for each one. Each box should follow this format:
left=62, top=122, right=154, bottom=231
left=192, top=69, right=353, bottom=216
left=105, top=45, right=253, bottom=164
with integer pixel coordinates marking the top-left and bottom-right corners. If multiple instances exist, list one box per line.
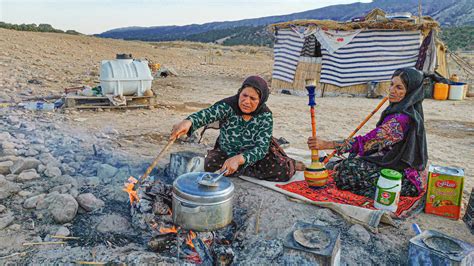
left=0, top=28, right=473, bottom=263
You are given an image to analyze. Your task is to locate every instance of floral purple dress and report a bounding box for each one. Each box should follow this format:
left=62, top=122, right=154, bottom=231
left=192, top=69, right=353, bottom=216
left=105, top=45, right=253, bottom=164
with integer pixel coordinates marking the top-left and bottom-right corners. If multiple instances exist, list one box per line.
left=334, top=113, right=426, bottom=197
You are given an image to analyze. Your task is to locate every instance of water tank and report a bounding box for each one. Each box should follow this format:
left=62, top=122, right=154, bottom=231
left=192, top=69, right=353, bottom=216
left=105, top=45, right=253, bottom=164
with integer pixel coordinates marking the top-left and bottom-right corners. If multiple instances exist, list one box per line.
left=100, top=56, right=153, bottom=96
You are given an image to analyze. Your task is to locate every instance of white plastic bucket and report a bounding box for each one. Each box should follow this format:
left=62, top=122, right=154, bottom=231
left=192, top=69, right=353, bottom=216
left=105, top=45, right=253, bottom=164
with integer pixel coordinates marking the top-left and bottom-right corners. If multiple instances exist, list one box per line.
left=374, top=169, right=402, bottom=212
left=448, top=82, right=465, bottom=101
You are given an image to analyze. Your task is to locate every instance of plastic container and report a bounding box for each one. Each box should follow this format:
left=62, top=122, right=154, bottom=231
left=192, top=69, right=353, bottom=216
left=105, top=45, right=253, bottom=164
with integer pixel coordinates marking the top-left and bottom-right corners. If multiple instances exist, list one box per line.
left=374, top=168, right=402, bottom=212
left=100, top=57, right=153, bottom=96
left=433, top=83, right=449, bottom=100
left=448, top=82, right=465, bottom=101
left=24, top=101, right=55, bottom=111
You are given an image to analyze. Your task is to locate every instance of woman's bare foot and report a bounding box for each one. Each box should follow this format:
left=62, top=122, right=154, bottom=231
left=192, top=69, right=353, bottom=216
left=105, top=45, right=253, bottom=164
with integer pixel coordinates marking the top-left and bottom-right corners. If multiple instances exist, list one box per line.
left=295, top=160, right=306, bottom=171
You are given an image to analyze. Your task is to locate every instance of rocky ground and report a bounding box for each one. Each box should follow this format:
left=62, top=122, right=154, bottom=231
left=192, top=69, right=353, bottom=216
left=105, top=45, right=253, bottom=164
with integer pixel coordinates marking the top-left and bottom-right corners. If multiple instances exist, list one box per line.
left=0, top=28, right=473, bottom=264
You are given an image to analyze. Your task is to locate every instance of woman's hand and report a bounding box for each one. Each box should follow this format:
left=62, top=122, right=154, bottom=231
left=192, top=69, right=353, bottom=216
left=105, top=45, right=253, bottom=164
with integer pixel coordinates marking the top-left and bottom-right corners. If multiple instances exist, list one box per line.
left=220, top=154, right=245, bottom=176
left=307, top=137, right=335, bottom=150
left=170, top=120, right=192, bottom=141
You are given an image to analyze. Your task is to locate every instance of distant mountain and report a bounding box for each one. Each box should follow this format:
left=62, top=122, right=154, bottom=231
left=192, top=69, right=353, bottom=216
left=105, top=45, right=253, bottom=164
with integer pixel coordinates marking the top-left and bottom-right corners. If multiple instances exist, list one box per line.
left=97, top=0, right=474, bottom=48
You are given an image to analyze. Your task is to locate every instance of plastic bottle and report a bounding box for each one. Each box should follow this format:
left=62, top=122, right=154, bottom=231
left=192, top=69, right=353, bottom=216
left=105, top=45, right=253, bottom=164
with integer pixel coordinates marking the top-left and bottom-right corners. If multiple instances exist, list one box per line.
left=24, top=102, right=55, bottom=111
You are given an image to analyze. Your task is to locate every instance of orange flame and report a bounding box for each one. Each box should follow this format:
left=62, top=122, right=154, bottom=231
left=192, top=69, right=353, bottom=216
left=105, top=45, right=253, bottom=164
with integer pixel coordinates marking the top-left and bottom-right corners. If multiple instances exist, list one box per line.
left=123, top=176, right=140, bottom=206
left=186, top=230, right=197, bottom=249
left=159, top=225, right=178, bottom=234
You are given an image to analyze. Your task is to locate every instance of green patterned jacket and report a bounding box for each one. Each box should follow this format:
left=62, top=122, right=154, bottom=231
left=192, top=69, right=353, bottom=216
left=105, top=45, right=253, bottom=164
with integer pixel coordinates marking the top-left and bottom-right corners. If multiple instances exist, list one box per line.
left=186, top=102, right=273, bottom=168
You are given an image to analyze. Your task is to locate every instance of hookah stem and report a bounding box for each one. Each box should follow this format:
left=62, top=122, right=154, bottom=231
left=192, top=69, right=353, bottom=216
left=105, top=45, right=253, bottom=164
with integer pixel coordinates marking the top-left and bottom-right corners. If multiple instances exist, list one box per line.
left=310, top=106, right=319, bottom=163
left=323, top=97, right=388, bottom=164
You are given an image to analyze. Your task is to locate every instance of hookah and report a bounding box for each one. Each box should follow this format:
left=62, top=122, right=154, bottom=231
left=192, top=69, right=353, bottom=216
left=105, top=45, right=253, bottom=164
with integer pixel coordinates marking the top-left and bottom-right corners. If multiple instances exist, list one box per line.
left=304, top=82, right=329, bottom=188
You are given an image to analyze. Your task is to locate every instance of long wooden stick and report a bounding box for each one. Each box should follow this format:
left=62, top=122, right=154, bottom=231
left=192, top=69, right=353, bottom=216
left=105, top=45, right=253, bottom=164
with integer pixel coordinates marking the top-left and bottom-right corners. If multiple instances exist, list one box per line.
left=139, top=139, right=175, bottom=184
left=323, top=97, right=388, bottom=164
left=22, top=241, right=67, bottom=246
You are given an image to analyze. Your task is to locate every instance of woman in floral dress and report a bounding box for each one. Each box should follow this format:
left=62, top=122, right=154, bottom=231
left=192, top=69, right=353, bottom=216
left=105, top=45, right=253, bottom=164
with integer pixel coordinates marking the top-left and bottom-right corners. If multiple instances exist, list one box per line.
left=170, top=76, right=303, bottom=181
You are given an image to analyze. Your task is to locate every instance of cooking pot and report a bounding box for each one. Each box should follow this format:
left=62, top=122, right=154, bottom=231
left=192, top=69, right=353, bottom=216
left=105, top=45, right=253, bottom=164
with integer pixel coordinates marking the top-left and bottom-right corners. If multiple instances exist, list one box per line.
left=172, top=172, right=234, bottom=231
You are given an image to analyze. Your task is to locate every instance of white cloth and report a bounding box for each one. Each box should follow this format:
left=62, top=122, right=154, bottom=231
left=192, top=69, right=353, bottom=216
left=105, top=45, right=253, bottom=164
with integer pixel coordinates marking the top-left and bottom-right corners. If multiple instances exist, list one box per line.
left=314, top=28, right=362, bottom=54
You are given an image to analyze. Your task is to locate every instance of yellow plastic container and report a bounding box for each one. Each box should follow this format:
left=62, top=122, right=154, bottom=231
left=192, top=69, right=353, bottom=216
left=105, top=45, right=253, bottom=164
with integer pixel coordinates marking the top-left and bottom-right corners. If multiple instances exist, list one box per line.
left=433, top=83, right=449, bottom=100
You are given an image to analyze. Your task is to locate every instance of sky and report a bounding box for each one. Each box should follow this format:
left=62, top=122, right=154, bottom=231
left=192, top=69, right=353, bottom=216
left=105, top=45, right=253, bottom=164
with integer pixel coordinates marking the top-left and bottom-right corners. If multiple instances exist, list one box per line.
left=0, top=0, right=372, bottom=35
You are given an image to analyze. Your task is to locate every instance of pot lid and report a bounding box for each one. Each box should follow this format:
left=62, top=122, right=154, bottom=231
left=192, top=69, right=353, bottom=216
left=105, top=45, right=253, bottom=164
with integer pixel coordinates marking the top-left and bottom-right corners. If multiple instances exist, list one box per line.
left=173, top=172, right=234, bottom=203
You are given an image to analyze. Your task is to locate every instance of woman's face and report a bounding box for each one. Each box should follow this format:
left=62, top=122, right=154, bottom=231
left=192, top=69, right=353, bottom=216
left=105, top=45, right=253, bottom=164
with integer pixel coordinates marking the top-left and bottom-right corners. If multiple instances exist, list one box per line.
left=238, top=86, right=260, bottom=114
left=389, top=75, right=407, bottom=103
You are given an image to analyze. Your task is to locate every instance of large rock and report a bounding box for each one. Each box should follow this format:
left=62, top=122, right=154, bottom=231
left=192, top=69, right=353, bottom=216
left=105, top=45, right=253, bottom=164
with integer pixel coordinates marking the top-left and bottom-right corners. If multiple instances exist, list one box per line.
left=10, top=158, right=40, bottom=174
left=44, top=165, right=62, bottom=178
left=0, top=161, right=13, bottom=175
left=96, top=214, right=130, bottom=233
left=48, top=194, right=78, bottom=223
left=76, top=193, right=105, bottom=212
left=348, top=224, right=371, bottom=244
left=17, top=169, right=40, bottom=182
left=23, top=194, right=46, bottom=209
left=38, top=153, right=60, bottom=166
left=0, top=212, right=15, bottom=230
left=0, top=204, right=5, bottom=213
left=96, top=164, right=118, bottom=180
left=1, top=141, right=15, bottom=150
left=0, top=176, right=21, bottom=200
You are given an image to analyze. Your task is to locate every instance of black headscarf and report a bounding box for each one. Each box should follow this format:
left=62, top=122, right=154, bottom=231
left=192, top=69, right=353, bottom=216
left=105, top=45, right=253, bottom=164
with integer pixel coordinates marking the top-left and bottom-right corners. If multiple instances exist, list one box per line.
left=218, top=76, right=271, bottom=116
left=363, top=67, right=428, bottom=171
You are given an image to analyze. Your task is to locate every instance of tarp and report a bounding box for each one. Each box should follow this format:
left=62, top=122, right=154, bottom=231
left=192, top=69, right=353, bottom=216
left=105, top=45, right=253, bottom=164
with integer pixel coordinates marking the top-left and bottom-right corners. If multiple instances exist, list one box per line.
left=272, top=29, right=305, bottom=83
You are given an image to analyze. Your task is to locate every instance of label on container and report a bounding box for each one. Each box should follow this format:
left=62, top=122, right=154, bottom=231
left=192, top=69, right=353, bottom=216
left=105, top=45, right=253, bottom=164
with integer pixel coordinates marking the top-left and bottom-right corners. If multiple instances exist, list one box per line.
left=425, top=169, right=463, bottom=220
left=377, top=190, right=396, bottom=206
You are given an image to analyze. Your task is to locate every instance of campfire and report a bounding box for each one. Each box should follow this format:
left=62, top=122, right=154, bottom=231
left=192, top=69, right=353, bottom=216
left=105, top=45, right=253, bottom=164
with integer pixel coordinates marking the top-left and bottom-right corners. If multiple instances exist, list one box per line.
left=127, top=175, right=238, bottom=265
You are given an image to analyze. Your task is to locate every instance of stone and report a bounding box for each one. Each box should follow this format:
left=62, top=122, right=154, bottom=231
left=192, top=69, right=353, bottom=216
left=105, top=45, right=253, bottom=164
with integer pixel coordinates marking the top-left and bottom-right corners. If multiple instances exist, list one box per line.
left=1, top=149, right=16, bottom=156
left=0, top=176, right=21, bottom=200
left=76, top=193, right=105, bottom=212
left=25, top=149, right=39, bottom=157
left=17, top=169, right=40, bottom=182
left=44, top=165, right=62, bottom=178
left=51, top=175, right=78, bottom=187
left=96, top=164, right=118, bottom=180
left=10, top=158, right=40, bottom=174
left=96, top=214, right=130, bottom=233
left=348, top=224, right=371, bottom=244
left=0, top=132, right=12, bottom=141
left=0, top=156, right=20, bottom=163
left=84, top=176, right=100, bottom=186
left=0, top=212, right=15, bottom=230
left=48, top=194, right=78, bottom=223
left=167, top=151, right=205, bottom=178
left=38, top=153, right=60, bottom=166
left=8, top=224, right=21, bottom=230
left=69, top=188, right=79, bottom=198
left=55, top=226, right=70, bottom=236
left=49, top=184, right=72, bottom=194
left=0, top=204, right=5, bottom=213
left=23, top=194, right=46, bottom=209
left=1, top=141, right=15, bottom=150
left=61, top=164, right=75, bottom=175
left=38, top=164, right=46, bottom=174
left=0, top=161, right=13, bottom=175
left=18, top=190, right=32, bottom=197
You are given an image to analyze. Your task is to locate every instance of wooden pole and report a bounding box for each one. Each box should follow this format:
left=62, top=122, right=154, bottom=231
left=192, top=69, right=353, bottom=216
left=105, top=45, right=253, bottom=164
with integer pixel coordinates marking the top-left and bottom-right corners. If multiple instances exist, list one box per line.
left=323, top=97, right=388, bottom=164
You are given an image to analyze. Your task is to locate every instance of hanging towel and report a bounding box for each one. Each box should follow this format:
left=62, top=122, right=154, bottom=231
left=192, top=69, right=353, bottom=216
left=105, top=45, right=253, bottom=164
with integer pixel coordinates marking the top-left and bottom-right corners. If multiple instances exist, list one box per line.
left=415, top=30, right=437, bottom=73
left=272, top=29, right=305, bottom=83
left=314, top=28, right=362, bottom=54
left=320, top=30, right=421, bottom=87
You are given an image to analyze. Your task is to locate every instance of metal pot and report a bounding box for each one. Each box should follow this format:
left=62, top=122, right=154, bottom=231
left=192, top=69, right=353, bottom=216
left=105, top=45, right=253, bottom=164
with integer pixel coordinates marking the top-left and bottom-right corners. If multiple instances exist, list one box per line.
left=172, top=172, right=234, bottom=231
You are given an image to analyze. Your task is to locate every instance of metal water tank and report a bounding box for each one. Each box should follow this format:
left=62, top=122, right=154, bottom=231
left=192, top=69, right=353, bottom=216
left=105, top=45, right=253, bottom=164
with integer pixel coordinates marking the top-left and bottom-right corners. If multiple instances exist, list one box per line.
left=100, top=54, right=153, bottom=96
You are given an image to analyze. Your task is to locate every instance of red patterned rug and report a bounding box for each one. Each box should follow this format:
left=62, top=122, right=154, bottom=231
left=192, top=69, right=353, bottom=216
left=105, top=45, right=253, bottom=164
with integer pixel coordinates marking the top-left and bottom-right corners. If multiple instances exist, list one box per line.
left=276, top=171, right=425, bottom=218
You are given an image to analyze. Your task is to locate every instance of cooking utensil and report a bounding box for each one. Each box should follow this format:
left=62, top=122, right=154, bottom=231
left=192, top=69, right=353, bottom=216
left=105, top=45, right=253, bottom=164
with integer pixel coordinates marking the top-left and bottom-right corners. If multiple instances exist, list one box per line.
left=198, top=169, right=228, bottom=187
left=172, top=172, right=234, bottom=231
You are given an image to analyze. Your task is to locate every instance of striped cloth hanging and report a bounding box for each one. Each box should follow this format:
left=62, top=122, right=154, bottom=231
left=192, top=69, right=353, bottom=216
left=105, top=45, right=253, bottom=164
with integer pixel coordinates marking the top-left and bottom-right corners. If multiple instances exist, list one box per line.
left=272, top=29, right=305, bottom=83
left=320, top=30, right=421, bottom=87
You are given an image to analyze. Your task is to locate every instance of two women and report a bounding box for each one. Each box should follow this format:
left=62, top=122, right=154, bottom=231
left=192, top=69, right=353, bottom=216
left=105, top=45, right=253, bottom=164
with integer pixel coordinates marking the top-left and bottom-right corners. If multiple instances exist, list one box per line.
left=308, top=67, right=428, bottom=197
left=170, top=76, right=301, bottom=182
